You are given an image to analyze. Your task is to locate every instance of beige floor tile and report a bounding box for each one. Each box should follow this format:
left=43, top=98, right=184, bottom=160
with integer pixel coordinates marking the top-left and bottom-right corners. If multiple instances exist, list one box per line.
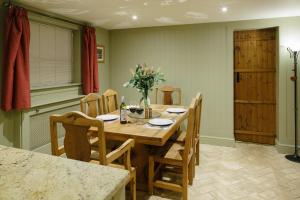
left=139, top=142, right=300, bottom=200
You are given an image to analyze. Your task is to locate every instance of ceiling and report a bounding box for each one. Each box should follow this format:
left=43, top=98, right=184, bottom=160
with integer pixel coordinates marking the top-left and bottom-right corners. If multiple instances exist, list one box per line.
left=17, top=0, right=300, bottom=30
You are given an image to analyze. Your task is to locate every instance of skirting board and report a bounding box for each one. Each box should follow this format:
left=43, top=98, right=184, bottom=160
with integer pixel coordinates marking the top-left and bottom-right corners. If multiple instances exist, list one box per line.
left=275, top=139, right=300, bottom=154
left=200, top=135, right=235, bottom=147
left=33, top=136, right=297, bottom=155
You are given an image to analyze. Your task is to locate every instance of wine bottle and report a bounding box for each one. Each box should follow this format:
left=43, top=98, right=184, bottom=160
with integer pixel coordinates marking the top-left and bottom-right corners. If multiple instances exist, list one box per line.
left=120, top=96, right=127, bottom=124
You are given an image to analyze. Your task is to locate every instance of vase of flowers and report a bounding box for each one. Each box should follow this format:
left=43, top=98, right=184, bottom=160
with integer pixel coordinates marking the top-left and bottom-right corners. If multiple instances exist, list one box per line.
left=123, top=64, right=165, bottom=108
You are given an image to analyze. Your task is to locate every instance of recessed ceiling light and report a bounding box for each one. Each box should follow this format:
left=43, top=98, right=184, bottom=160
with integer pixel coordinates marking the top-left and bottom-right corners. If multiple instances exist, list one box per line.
left=132, top=15, right=138, bottom=20
left=221, top=6, right=228, bottom=12
left=144, top=2, right=148, bottom=6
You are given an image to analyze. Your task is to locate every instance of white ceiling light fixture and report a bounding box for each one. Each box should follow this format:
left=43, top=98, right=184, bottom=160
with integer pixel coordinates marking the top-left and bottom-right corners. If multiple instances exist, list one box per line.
left=132, top=15, right=138, bottom=20
left=221, top=6, right=228, bottom=13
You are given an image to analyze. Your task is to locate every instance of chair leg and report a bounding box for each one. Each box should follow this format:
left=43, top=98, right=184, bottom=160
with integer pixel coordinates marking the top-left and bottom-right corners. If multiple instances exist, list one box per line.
left=188, top=158, right=194, bottom=185
left=182, top=164, right=188, bottom=200
left=196, top=141, right=200, bottom=165
left=148, top=156, right=154, bottom=195
left=192, top=154, right=196, bottom=179
left=130, top=172, right=136, bottom=200
left=192, top=146, right=196, bottom=178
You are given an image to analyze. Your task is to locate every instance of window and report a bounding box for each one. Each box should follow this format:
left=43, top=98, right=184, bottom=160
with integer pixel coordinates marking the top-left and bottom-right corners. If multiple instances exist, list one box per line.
left=30, top=21, right=74, bottom=88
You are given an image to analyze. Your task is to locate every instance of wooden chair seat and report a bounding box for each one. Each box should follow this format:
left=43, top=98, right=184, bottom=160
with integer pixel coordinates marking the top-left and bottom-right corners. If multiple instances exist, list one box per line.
left=153, top=142, right=193, bottom=167
left=164, top=143, right=184, bottom=161
left=175, top=130, right=186, bottom=143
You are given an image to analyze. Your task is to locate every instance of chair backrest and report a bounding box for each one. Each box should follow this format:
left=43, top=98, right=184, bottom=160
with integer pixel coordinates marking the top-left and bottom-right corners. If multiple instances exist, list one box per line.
left=80, top=93, right=104, bottom=117
left=155, top=85, right=181, bottom=105
left=102, top=89, right=118, bottom=113
left=50, top=111, right=107, bottom=164
left=183, top=98, right=197, bottom=161
left=195, top=93, right=203, bottom=139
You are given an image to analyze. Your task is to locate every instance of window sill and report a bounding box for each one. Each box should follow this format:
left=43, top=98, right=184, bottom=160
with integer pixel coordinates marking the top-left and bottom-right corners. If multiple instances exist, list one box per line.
left=30, top=95, right=84, bottom=109
left=30, top=83, right=83, bottom=108
left=31, top=83, right=82, bottom=92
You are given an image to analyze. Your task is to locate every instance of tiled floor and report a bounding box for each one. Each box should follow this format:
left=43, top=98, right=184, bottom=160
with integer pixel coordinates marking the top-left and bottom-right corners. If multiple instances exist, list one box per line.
left=139, top=142, right=300, bottom=200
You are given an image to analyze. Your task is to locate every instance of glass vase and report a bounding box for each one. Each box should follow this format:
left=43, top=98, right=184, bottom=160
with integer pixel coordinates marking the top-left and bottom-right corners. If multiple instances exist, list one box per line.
left=143, top=96, right=151, bottom=108
left=142, top=92, right=151, bottom=119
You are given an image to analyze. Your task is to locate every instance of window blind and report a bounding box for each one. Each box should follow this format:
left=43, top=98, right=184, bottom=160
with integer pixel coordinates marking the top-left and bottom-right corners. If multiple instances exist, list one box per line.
left=30, top=21, right=73, bottom=88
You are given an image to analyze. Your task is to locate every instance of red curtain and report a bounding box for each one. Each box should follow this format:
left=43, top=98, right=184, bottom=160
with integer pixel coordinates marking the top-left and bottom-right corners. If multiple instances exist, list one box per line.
left=82, top=26, right=99, bottom=94
left=1, top=7, right=30, bottom=111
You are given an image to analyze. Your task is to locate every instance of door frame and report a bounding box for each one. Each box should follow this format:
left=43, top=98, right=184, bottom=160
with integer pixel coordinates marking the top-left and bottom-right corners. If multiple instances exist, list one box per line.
left=225, top=25, right=279, bottom=146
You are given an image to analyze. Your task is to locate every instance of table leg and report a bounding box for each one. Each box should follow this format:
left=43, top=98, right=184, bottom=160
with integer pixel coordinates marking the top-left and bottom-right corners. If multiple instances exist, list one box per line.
left=132, top=143, right=150, bottom=191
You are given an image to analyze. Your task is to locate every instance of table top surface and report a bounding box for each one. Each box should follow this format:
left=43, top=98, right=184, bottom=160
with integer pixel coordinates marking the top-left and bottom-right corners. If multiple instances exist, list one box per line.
left=93, top=104, right=188, bottom=146
left=0, top=145, right=129, bottom=200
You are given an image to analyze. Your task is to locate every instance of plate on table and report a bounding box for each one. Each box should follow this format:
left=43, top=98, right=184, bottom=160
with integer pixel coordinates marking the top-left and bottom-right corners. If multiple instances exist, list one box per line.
left=148, top=118, right=174, bottom=126
left=96, top=114, right=119, bottom=121
left=166, top=108, right=187, bottom=114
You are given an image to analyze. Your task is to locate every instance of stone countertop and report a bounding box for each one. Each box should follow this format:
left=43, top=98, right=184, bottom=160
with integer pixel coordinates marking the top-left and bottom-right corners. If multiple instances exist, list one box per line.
left=0, top=145, right=129, bottom=200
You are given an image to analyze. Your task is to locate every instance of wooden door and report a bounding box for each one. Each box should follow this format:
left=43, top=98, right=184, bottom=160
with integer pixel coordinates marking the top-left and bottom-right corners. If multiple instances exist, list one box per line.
left=234, top=28, right=276, bottom=145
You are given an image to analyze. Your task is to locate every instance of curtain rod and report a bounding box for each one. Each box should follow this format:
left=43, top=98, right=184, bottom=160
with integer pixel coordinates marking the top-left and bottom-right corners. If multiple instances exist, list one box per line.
left=2, top=1, right=89, bottom=27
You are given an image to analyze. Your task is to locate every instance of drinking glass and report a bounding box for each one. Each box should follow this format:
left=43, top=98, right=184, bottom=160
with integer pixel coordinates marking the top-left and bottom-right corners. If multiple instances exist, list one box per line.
left=128, top=100, right=138, bottom=123
left=129, top=100, right=139, bottom=112
left=135, top=107, right=144, bottom=125
left=129, top=106, right=137, bottom=114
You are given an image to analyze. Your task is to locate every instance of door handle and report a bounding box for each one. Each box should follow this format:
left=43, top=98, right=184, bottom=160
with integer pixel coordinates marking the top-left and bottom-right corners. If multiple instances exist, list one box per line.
left=236, top=72, right=240, bottom=83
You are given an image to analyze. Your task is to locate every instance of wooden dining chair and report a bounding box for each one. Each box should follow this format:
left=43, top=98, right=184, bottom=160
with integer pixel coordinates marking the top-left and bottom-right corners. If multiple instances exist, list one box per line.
left=102, top=89, right=118, bottom=113
left=148, top=98, right=197, bottom=200
left=80, top=93, right=104, bottom=147
left=50, top=111, right=136, bottom=200
left=155, top=86, right=182, bottom=105
left=80, top=93, right=104, bottom=118
left=176, top=93, right=203, bottom=166
left=193, top=93, right=202, bottom=166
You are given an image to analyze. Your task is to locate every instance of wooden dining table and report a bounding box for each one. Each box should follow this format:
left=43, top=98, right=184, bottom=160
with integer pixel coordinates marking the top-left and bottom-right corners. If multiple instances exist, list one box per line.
left=91, top=104, right=188, bottom=190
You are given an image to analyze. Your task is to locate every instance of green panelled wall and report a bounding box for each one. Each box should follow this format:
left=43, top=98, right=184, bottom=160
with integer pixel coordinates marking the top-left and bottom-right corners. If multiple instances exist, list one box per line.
left=96, top=27, right=110, bottom=93
left=109, top=16, right=300, bottom=152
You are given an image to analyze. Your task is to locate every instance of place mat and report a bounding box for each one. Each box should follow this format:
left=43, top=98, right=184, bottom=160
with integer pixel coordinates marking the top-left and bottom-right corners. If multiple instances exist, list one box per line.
left=128, top=111, right=161, bottom=119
